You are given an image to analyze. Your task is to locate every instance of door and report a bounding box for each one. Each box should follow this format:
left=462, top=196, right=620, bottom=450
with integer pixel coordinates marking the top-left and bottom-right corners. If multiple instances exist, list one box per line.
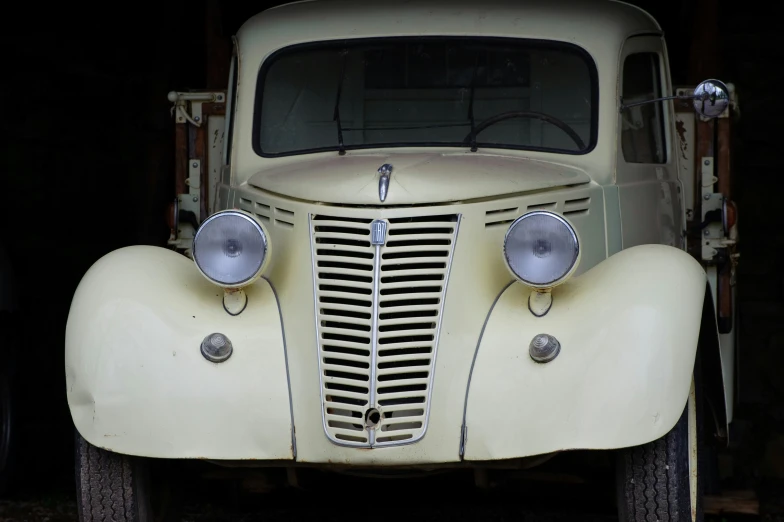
left=616, top=35, right=684, bottom=250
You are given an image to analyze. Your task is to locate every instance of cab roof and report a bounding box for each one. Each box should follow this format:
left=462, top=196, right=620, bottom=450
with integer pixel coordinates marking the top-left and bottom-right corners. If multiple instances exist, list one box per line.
left=236, top=0, right=661, bottom=57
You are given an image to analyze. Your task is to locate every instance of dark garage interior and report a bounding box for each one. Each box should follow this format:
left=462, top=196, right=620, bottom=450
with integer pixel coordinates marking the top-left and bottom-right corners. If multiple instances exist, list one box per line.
left=1, top=0, right=783, bottom=519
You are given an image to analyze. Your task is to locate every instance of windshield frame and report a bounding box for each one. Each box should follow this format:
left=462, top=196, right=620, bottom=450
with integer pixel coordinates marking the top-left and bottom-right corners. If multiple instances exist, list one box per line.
left=252, top=36, right=600, bottom=158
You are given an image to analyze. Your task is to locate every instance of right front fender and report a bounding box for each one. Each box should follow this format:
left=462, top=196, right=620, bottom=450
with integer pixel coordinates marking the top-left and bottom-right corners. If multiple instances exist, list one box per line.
left=65, top=246, right=294, bottom=460
left=463, top=244, right=706, bottom=461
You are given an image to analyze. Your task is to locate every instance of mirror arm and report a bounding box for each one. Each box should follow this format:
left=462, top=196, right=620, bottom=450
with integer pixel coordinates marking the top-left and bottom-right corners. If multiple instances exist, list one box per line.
left=619, top=92, right=712, bottom=113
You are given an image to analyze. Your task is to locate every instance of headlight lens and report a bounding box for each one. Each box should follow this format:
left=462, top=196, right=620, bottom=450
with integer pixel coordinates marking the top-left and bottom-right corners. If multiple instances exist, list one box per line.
left=503, top=211, right=579, bottom=288
left=193, top=211, right=268, bottom=287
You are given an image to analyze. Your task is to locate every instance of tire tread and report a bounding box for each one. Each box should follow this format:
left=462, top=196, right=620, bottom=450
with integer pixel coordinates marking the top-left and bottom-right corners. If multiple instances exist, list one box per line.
left=76, top=435, right=138, bottom=522
left=620, top=409, right=691, bottom=522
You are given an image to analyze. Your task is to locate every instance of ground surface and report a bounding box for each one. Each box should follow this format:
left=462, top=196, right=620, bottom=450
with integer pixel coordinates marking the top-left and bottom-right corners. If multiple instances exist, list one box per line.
left=0, top=462, right=771, bottom=522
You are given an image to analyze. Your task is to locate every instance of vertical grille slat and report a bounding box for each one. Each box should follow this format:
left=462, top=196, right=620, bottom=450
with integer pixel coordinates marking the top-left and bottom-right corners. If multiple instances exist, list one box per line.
left=312, top=213, right=459, bottom=448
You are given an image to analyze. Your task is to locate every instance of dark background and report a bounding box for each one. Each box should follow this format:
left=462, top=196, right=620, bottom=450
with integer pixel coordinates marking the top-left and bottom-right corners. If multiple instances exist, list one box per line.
left=1, top=0, right=782, bottom=517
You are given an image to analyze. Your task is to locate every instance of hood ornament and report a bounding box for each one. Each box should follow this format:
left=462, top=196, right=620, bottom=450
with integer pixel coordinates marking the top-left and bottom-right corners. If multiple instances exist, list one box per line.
left=377, top=164, right=393, bottom=202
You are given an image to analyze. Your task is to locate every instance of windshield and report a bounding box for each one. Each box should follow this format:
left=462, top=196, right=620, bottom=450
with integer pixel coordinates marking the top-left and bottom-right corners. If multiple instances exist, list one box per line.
left=254, top=37, right=597, bottom=157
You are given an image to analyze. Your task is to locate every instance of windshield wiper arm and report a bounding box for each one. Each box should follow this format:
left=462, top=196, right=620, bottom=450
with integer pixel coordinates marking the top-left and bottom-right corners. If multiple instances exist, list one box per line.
left=333, top=49, right=348, bottom=156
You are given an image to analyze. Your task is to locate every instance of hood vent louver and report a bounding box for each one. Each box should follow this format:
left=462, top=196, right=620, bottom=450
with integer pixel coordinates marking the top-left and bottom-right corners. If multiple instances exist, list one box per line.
left=484, top=195, right=591, bottom=228
left=237, top=195, right=295, bottom=229
left=563, top=197, right=591, bottom=217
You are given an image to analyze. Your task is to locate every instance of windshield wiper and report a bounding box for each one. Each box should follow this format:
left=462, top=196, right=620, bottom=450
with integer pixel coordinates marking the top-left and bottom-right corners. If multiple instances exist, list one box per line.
left=333, top=49, right=348, bottom=156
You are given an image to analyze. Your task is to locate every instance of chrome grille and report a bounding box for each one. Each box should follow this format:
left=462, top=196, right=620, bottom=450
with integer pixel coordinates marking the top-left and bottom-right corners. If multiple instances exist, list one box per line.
left=310, top=213, right=460, bottom=447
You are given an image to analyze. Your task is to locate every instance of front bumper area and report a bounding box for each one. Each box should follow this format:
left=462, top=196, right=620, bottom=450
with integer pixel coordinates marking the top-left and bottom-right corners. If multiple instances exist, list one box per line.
left=66, top=186, right=705, bottom=465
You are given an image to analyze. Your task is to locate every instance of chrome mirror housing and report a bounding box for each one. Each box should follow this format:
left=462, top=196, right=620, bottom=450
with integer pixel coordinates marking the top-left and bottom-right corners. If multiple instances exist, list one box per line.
left=692, top=79, right=730, bottom=119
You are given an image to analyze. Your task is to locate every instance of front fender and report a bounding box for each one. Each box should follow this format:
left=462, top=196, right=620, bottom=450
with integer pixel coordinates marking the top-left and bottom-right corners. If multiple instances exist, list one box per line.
left=65, top=246, right=294, bottom=460
left=463, top=244, right=705, bottom=460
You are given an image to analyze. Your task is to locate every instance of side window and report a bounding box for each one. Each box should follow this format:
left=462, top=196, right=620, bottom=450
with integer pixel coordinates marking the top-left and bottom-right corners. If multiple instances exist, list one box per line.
left=621, top=52, right=666, bottom=164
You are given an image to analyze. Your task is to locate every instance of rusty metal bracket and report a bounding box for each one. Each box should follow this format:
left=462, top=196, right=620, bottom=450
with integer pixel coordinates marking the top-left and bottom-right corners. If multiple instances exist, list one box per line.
left=168, top=91, right=226, bottom=127
left=187, top=160, right=201, bottom=191
left=700, top=157, right=736, bottom=261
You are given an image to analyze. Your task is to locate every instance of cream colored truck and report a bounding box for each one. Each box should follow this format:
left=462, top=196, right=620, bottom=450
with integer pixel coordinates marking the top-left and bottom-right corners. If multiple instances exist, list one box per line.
left=65, top=0, right=739, bottom=520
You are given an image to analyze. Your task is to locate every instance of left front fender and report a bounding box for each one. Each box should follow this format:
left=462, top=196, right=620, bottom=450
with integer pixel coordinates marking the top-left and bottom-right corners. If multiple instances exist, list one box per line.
left=463, top=244, right=706, bottom=461
left=65, top=246, right=293, bottom=460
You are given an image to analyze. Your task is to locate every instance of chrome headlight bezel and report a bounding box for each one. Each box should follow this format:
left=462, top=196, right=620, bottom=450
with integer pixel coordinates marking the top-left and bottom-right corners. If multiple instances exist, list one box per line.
left=503, top=210, right=581, bottom=289
left=193, top=210, right=270, bottom=288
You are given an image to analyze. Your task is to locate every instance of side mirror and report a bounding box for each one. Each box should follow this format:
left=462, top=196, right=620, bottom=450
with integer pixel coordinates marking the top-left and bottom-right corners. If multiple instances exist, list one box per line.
left=620, top=78, right=731, bottom=119
left=692, top=79, right=730, bottom=119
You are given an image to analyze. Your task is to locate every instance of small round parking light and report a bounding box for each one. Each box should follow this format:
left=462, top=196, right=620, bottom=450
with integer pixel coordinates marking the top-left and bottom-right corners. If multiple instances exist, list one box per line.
left=201, top=332, right=233, bottom=363
left=529, top=333, right=561, bottom=363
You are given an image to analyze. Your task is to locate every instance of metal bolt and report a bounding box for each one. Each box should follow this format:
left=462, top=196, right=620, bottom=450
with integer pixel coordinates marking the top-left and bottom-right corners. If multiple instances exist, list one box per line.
left=703, top=229, right=710, bottom=237
left=193, top=197, right=198, bottom=202
left=704, top=159, right=710, bottom=165
left=194, top=116, right=201, bottom=122
left=704, top=194, right=711, bottom=200
left=192, top=162, right=198, bottom=168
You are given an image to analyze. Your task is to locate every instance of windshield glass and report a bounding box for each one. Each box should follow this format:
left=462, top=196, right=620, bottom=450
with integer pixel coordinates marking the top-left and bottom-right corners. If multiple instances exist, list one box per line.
left=254, top=37, right=597, bottom=157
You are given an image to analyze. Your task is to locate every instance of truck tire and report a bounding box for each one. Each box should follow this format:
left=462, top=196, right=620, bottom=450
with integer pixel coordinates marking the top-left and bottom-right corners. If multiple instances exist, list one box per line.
left=616, top=405, right=701, bottom=522
left=75, top=433, right=152, bottom=522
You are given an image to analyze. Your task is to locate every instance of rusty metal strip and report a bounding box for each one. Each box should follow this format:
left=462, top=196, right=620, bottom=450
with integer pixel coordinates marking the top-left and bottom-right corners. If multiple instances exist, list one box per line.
left=174, top=123, right=188, bottom=196
left=717, top=117, right=731, bottom=200
left=194, top=121, right=208, bottom=222
left=202, top=102, right=226, bottom=116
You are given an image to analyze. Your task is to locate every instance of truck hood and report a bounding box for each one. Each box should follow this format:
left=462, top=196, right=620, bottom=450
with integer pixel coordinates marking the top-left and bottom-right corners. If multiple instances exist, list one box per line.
left=247, top=153, right=590, bottom=205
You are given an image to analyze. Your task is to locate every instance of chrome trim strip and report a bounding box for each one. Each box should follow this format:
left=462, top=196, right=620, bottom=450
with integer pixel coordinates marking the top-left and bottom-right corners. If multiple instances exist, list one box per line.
left=368, top=242, right=382, bottom=446
left=459, top=279, right=516, bottom=458
left=261, top=276, right=297, bottom=459
left=373, top=213, right=462, bottom=448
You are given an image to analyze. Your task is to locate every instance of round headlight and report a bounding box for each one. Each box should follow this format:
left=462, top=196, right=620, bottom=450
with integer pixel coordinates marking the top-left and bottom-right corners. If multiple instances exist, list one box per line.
left=503, top=211, right=580, bottom=288
left=193, top=211, right=269, bottom=287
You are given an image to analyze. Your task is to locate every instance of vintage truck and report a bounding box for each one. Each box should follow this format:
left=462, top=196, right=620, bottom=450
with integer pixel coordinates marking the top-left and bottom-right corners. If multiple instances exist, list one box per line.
left=65, top=0, right=739, bottom=520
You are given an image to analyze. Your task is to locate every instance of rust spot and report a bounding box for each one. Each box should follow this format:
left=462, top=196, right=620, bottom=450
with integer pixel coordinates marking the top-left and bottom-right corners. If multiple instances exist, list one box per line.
left=675, top=120, right=688, bottom=160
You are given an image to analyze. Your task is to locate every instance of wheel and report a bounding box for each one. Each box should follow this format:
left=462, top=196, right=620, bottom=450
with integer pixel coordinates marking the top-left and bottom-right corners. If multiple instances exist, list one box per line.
left=75, top=433, right=151, bottom=521
left=616, top=375, right=705, bottom=522
left=75, top=433, right=180, bottom=522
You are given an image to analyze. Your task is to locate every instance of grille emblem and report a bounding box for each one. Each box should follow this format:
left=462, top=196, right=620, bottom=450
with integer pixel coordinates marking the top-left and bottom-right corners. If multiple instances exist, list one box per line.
left=378, top=163, right=393, bottom=202
left=370, top=220, right=387, bottom=245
